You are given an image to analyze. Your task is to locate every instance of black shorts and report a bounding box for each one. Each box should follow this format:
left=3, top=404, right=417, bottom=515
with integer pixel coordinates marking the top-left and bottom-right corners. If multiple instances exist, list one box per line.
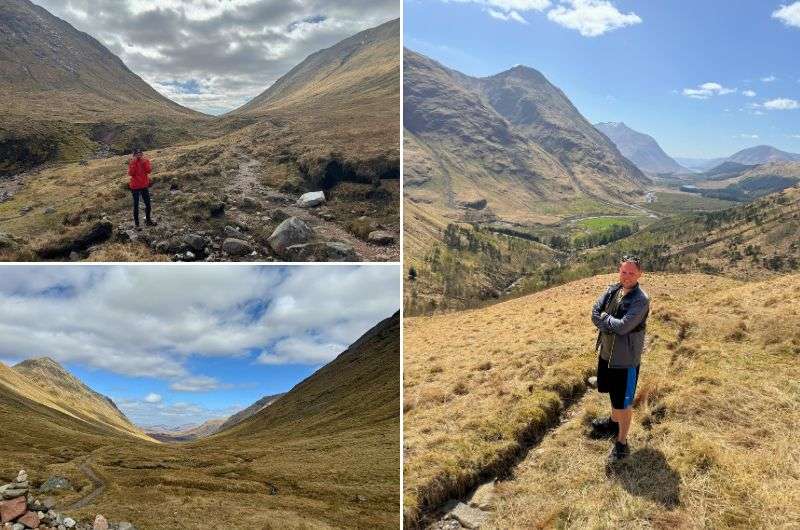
left=596, top=356, right=639, bottom=410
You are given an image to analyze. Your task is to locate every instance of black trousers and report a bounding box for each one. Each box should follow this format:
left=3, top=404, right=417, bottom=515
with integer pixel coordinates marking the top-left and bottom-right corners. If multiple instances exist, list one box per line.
left=131, top=188, right=151, bottom=226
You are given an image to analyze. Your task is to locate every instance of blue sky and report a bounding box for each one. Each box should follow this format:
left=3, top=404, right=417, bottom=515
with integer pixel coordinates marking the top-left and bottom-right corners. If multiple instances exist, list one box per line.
left=405, top=0, right=800, bottom=158
left=0, top=266, right=399, bottom=427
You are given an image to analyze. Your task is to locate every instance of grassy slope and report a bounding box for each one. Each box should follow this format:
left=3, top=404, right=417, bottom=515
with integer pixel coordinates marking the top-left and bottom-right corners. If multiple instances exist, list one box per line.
left=403, top=273, right=800, bottom=528
left=0, top=314, right=399, bottom=530
left=8, top=358, right=153, bottom=442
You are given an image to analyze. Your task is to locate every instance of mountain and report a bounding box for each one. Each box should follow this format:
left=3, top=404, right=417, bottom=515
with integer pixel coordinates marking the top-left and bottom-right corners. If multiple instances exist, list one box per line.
left=675, top=156, right=727, bottom=173
left=227, top=19, right=400, bottom=189
left=404, top=272, right=800, bottom=528
left=727, top=145, right=800, bottom=165
left=594, top=122, right=687, bottom=174
left=217, top=393, right=284, bottom=432
left=702, top=161, right=757, bottom=180
left=211, top=312, right=400, bottom=440
left=145, top=418, right=226, bottom=442
left=7, top=357, right=153, bottom=441
left=0, top=0, right=207, bottom=174
left=404, top=49, right=648, bottom=229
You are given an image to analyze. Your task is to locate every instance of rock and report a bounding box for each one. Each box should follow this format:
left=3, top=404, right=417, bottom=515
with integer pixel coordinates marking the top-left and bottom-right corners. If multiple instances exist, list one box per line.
left=587, top=376, right=598, bottom=388
left=0, top=232, right=16, bottom=250
left=63, top=517, right=75, bottom=528
left=41, top=498, right=55, bottom=511
left=14, top=473, right=25, bottom=484
left=209, top=201, right=225, bottom=218
left=58, top=525, right=66, bottom=530
left=17, top=511, right=39, bottom=528
left=271, top=208, right=291, bottom=223
left=444, top=502, right=489, bottom=529
left=367, top=230, right=395, bottom=245
left=12, top=523, right=24, bottom=530
left=155, top=237, right=186, bottom=255
left=68, top=251, right=81, bottom=261
left=92, top=515, right=108, bottom=530
left=354, top=495, right=367, bottom=503
left=0, top=490, right=26, bottom=501
left=222, top=238, right=253, bottom=256
left=297, top=191, right=325, bottom=208
left=267, top=217, right=313, bottom=256
left=36, top=221, right=113, bottom=260
left=468, top=483, right=497, bottom=511
left=0, top=496, right=26, bottom=523
left=117, top=523, right=135, bottom=530
left=39, top=477, right=71, bottom=494
left=319, top=212, right=335, bottom=221
left=284, top=242, right=358, bottom=262
left=223, top=225, right=242, bottom=239
left=43, top=207, right=55, bottom=215
left=238, top=196, right=260, bottom=211
left=20, top=206, right=32, bottom=214
left=183, top=233, right=207, bottom=254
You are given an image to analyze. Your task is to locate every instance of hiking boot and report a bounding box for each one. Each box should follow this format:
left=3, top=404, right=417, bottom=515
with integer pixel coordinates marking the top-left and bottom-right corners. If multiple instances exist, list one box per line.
left=608, top=441, right=630, bottom=462
left=590, top=416, right=619, bottom=439
left=145, top=219, right=158, bottom=227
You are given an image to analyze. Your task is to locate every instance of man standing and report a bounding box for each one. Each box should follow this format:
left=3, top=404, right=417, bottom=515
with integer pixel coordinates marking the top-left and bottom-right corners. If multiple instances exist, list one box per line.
left=128, top=147, right=156, bottom=228
left=590, top=255, right=650, bottom=462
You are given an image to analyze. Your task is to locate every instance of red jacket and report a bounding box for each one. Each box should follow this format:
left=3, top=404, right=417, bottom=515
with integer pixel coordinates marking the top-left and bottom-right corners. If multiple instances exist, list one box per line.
left=128, top=157, right=152, bottom=190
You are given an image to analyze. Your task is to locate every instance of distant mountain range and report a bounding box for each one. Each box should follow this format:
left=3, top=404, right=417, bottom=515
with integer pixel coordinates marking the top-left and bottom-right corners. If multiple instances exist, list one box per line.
left=594, top=122, right=687, bottom=174
left=676, top=146, right=800, bottom=173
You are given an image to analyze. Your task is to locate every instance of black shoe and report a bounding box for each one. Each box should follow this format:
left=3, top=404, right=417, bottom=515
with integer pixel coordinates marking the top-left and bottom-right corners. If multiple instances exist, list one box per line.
left=145, top=219, right=157, bottom=227
left=590, top=416, right=619, bottom=439
left=134, top=224, right=141, bottom=231
left=608, top=441, right=630, bottom=462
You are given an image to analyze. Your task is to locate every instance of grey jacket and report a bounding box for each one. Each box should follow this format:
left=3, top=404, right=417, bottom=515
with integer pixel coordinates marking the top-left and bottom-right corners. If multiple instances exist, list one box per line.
left=591, top=282, right=650, bottom=368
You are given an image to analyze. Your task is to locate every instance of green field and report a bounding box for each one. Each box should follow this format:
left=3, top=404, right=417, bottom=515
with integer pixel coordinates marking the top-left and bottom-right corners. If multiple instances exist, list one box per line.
left=575, top=216, right=638, bottom=230
left=649, top=191, right=737, bottom=214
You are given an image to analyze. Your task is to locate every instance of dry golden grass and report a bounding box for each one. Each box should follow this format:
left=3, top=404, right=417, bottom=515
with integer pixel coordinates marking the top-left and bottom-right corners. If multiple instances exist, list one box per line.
left=403, top=272, right=800, bottom=528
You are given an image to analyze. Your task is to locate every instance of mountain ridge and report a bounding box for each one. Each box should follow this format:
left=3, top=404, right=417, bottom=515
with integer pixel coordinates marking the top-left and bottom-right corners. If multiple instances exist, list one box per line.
left=595, top=121, right=688, bottom=174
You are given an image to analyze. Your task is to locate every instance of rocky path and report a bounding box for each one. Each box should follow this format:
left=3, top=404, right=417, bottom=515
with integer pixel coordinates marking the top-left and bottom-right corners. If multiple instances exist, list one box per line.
left=225, top=149, right=398, bottom=262
left=64, top=459, right=106, bottom=511
left=423, top=388, right=591, bottom=530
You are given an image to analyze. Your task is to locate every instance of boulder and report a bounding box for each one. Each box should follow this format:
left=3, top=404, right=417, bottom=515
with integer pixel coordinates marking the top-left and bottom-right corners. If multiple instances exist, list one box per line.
left=92, top=514, right=108, bottom=530
left=36, top=221, right=113, bottom=259
left=39, top=477, right=71, bottom=494
left=41, top=498, right=55, bottom=511
left=183, top=233, right=207, bottom=254
left=0, top=496, right=26, bottom=523
left=12, top=523, right=25, bottom=530
left=444, top=501, right=489, bottom=529
left=267, top=217, right=313, bottom=256
left=238, top=197, right=260, bottom=211
left=209, top=201, right=225, bottom=218
left=297, top=191, right=325, bottom=208
left=0, top=489, right=26, bottom=501
left=155, top=237, right=186, bottom=255
left=284, top=242, right=358, bottom=262
left=468, top=482, right=497, bottom=511
left=117, top=523, right=135, bottom=530
left=367, top=230, right=394, bottom=245
left=222, top=238, right=253, bottom=256
left=63, top=517, right=76, bottom=528
left=16, top=511, right=39, bottom=528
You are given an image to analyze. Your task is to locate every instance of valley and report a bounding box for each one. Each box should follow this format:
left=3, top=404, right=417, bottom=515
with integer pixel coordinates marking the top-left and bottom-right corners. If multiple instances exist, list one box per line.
left=0, top=313, right=401, bottom=530
left=0, top=1, right=400, bottom=262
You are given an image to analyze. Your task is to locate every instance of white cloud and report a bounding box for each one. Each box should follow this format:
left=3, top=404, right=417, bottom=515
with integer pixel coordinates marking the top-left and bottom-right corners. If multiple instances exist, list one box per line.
left=33, top=0, right=399, bottom=114
left=546, top=0, right=642, bottom=37
left=257, top=337, right=347, bottom=365
left=144, top=393, right=162, bottom=403
left=682, top=82, right=737, bottom=99
left=773, top=2, right=800, bottom=28
left=0, top=266, right=399, bottom=385
left=487, top=8, right=529, bottom=23
left=764, top=98, right=800, bottom=110
left=761, top=75, right=778, bottom=82
left=736, top=134, right=759, bottom=139
left=743, top=90, right=757, bottom=97
left=118, top=397, right=240, bottom=427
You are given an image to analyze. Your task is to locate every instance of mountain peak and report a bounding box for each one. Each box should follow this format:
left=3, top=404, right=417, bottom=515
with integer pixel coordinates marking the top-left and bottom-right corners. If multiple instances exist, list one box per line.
left=14, top=356, right=68, bottom=373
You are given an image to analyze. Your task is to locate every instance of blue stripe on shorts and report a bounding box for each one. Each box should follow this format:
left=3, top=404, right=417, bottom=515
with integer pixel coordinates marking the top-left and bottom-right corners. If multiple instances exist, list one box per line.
left=623, top=366, right=637, bottom=409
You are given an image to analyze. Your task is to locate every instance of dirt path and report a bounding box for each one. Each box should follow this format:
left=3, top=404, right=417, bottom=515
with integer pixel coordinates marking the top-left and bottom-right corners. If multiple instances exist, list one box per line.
left=63, top=459, right=106, bottom=511
left=226, top=149, right=398, bottom=261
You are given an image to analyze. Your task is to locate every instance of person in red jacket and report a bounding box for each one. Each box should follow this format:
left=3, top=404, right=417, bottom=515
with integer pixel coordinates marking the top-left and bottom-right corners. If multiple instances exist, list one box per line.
left=128, top=147, right=156, bottom=228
